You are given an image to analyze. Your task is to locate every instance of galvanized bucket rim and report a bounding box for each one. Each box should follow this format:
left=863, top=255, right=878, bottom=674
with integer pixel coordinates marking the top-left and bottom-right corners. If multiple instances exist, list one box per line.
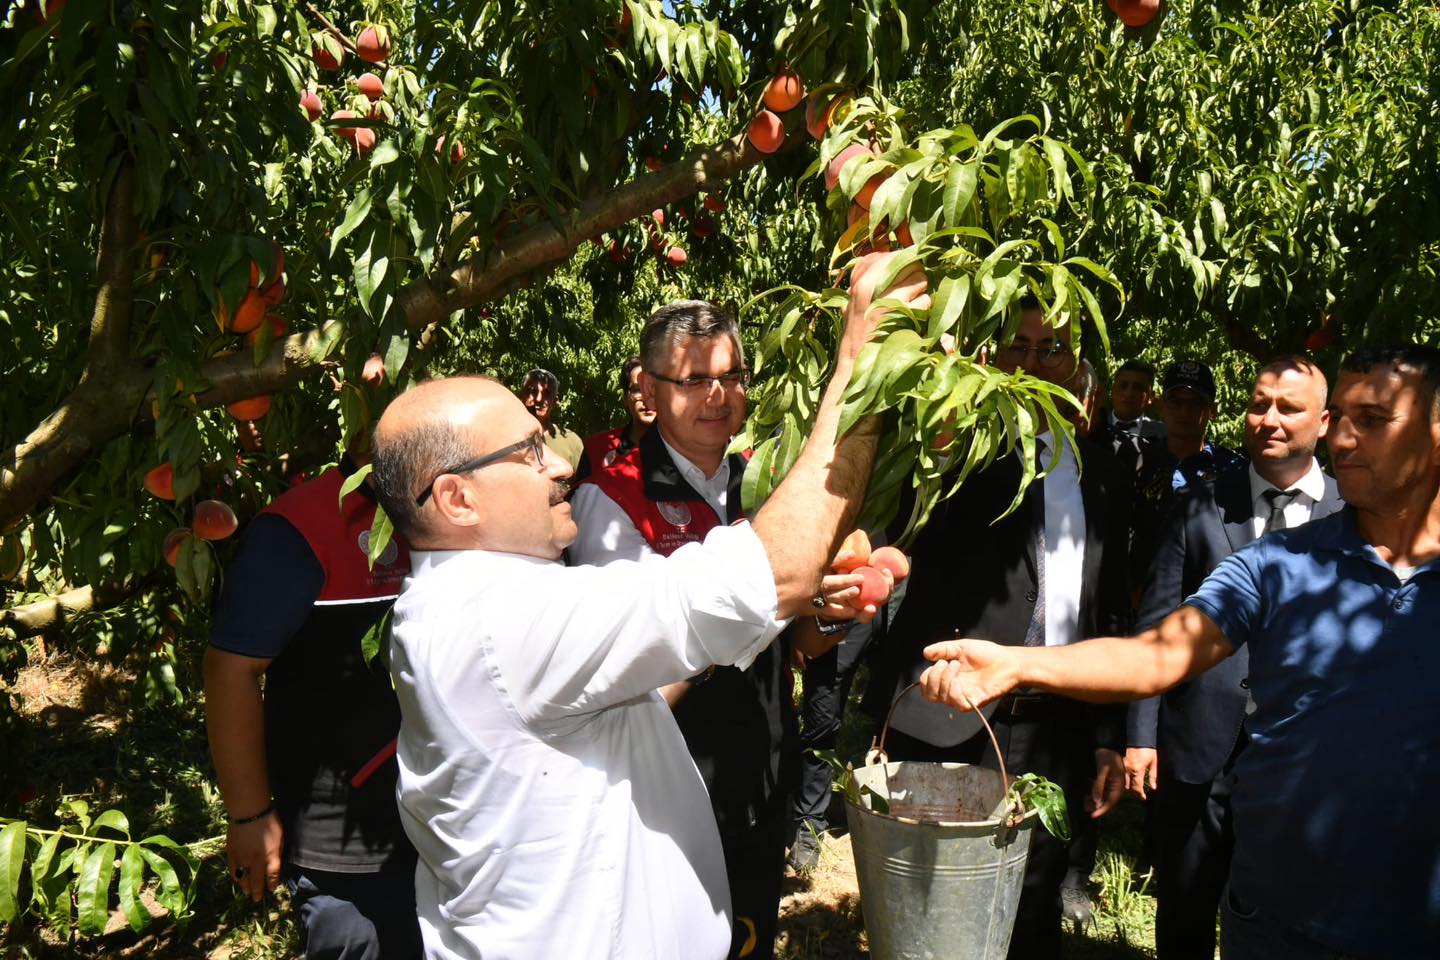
left=847, top=759, right=1040, bottom=832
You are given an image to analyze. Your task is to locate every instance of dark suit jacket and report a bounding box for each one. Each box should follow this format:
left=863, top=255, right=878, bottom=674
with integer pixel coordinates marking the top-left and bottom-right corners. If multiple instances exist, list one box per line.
left=1125, top=465, right=1344, bottom=783
left=866, top=437, right=1132, bottom=749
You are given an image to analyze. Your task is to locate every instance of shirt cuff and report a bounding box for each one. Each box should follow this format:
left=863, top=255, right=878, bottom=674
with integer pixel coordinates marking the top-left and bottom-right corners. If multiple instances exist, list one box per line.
left=676, top=521, right=787, bottom=672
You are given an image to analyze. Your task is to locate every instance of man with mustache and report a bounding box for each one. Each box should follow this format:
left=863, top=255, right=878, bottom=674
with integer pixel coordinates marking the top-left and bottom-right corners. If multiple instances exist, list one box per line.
left=370, top=254, right=929, bottom=960
left=917, top=346, right=1440, bottom=960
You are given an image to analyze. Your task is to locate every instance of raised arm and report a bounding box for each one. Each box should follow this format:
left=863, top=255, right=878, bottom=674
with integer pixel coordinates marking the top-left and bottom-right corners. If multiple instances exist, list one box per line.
left=751, top=254, right=929, bottom=620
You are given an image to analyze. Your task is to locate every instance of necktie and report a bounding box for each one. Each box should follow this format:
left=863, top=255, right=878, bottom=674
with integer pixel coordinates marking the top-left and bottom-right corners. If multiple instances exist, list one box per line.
left=1262, top=488, right=1301, bottom=534
left=1024, top=440, right=1048, bottom=647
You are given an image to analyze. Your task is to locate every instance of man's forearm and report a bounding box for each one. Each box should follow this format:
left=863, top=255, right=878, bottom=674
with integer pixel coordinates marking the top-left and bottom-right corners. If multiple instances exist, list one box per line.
left=203, top=648, right=274, bottom=818
left=1020, top=607, right=1233, bottom=701
left=752, top=347, right=882, bottom=620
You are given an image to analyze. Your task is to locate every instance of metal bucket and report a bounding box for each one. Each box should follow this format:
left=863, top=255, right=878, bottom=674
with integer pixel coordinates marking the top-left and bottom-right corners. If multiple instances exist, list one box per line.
left=846, top=761, right=1036, bottom=959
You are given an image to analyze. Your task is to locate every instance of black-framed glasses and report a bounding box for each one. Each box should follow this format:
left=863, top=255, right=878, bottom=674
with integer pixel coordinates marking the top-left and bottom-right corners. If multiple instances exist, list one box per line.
left=415, top=433, right=545, bottom=506
left=997, top=342, right=1073, bottom=370
left=648, top=368, right=751, bottom=394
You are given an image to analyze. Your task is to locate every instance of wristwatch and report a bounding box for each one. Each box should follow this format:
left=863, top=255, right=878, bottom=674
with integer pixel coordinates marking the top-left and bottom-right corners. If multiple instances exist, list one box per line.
left=815, top=618, right=855, bottom=637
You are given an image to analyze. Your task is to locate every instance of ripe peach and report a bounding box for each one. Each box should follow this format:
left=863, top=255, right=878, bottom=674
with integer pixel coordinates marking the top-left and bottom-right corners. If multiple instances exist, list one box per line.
left=643, top=156, right=664, bottom=172
left=703, top=194, right=725, bottom=213
left=869, top=545, right=910, bottom=581
left=833, top=529, right=872, bottom=572
left=300, top=90, right=323, bottom=122
left=143, top=464, right=175, bottom=500
left=355, top=26, right=391, bottom=64
left=665, top=246, right=687, bottom=266
left=651, top=208, right=665, bottom=227
left=354, top=127, right=377, bottom=154
left=855, top=565, right=890, bottom=608
left=312, top=39, right=344, bottom=70
left=357, top=72, right=384, bottom=101
left=435, top=136, right=465, bottom=164
left=226, top=395, right=272, bottom=420
left=193, top=500, right=239, bottom=541
left=806, top=91, right=850, bottom=140
left=607, top=240, right=627, bottom=263
left=1107, top=0, right=1161, bottom=27
left=762, top=70, right=805, bottom=113
left=162, top=527, right=194, bottom=567
left=825, top=143, right=872, bottom=192
left=361, top=353, right=386, bottom=386
left=855, top=173, right=888, bottom=210
left=747, top=110, right=785, bottom=154
left=332, top=110, right=359, bottom=141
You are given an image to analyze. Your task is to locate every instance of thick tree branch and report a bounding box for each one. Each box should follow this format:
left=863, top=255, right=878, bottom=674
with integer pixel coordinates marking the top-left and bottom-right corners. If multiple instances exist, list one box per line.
left=81, top=162, right=137, bottom=378
left=0, top=129, right=789, bottom=532
left=394, top=130, right=784, bottom=329
left=0, top=582, right=136, bottom=638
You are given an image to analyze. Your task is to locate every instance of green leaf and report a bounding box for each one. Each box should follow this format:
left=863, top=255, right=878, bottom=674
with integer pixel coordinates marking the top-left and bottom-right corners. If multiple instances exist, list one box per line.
left=330, top=187, right=374, bottom=254
left=338, top=463, right=374, bottom=509
left=76, top=841, right=117, bottom=937
left=91, top=809, right=130, bottom=839
left=360, top=607, right=392, bottom=667
left=137, top=847, right=184, bottom=916
left=369, top=140, right=401, bottom=168
left=942, top=159, right=979, bottom=225
left=29, top=831, right=62, bottom=912
left=117, top=845, right=149, bottom=933
left=0, top=821, right=27, bottom=923
left=367, top=506, right=394, bottom=569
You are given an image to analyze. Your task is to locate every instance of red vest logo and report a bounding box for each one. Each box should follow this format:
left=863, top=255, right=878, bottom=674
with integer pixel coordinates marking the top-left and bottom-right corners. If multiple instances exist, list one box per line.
left=356, top=529, right=400, bottom=567
left=657, top=501, right=693, bottom=528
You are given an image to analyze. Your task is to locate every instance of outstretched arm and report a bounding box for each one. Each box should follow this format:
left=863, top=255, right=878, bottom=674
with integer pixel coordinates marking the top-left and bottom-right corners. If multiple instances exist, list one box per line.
left=918, top=604, right=1235, bottom=711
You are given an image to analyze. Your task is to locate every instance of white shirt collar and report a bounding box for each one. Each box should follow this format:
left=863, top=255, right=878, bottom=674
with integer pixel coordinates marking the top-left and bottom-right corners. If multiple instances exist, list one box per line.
left=658, top=431, right=730, bottom=486
left=1249, top=457, right=1326, bottom=505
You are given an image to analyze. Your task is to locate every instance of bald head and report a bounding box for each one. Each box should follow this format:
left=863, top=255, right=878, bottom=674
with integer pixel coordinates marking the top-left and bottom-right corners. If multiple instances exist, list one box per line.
left=372, top=376, right=509, bottom=542
left=372, top=375, right=577, bottom=556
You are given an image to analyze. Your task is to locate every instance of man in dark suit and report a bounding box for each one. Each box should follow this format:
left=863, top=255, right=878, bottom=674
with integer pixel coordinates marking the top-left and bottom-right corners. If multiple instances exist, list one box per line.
left=866, top=298, right=1130, bottom=960
left=1124, top=355, right=1342, bottom=960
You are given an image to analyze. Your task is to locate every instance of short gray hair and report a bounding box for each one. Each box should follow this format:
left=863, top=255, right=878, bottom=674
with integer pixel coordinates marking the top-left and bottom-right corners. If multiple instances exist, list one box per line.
left=639, top=301, right=743, bottom=375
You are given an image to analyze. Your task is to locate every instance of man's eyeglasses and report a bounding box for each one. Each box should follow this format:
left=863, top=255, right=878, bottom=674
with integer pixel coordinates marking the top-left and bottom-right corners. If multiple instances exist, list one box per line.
left=648, top=368, right=751, bottom=394
left=997, top=342, right=1073, bottom=370
left=415, top=433, right=546, bottom=506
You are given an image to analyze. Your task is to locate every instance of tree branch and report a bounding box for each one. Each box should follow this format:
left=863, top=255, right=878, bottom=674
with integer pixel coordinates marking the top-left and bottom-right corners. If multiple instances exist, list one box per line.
left=0, top=129, right=787, bottom=531
left=0, top=581, right=136, bottom=638
left=81, top=162, right=137, bottom=377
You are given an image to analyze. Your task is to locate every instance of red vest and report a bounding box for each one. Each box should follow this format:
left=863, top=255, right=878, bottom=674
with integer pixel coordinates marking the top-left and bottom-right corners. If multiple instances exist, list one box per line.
left=584, top=443, right=732, bottom=556
left=581, top=426, right=630, bottom=480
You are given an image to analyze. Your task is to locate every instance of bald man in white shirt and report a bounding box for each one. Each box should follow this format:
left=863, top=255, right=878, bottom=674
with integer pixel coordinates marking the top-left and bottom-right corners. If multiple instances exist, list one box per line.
left=368, top=253, right=929, bottom=960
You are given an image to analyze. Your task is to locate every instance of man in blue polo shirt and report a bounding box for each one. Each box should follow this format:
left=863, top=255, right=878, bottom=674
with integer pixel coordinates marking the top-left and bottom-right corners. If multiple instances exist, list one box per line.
left=914, top=345, right=1440, bottom=959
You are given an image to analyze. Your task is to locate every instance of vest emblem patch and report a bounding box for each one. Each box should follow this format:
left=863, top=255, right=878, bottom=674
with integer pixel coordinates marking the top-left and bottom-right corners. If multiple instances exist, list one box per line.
left=357, top=529, right=400, bottom=567
left=657, top=500, right=693, bottom=528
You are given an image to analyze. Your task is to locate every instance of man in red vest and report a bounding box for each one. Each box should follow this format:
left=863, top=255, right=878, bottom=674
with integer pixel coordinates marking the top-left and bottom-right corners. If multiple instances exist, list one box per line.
left=205, top=452, right=421, bottom=958
left=574, top=355, right=654, bottom=482
left=568, top=301, right=786, bottom=958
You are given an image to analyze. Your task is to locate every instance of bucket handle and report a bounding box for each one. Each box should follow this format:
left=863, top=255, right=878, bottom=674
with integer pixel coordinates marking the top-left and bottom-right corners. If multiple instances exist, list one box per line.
left=870, top=679, right=1019, bottom=825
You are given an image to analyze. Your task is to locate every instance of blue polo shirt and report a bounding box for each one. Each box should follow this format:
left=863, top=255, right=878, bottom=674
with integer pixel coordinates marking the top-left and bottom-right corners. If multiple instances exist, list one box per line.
left=1185, top=507, right=1439, bottom=958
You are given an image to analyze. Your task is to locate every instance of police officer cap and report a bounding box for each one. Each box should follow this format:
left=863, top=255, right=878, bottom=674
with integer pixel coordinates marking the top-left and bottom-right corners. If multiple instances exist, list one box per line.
left=1162, top=359, right=1216, bottom=400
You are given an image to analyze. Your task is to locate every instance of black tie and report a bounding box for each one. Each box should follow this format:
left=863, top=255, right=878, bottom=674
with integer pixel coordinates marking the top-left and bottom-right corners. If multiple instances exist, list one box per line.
left=1024, top=440, right=1048, bottom=647
left=1262, top=488, right=1301, bottom=534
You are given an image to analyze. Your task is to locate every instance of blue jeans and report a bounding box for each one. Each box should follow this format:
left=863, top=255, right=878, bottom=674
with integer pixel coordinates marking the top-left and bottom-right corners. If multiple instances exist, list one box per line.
left=285, top=866, right=421, bottom=960
left=1221, top=887, right=1356, bottom=960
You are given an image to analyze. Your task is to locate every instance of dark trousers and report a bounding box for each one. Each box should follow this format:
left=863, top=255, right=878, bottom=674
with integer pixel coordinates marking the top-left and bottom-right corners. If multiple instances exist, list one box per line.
left=723, top=794, right=789, bottom=959
left=285, top=865, right=421, bottom=960
left=1153, top=768, right=1233, bottom=960
left=1221, top=887, right=1359, bottom=960
left=792, top=621, right=875, bottom=834
left=884, top=701, right=1095, bottom=960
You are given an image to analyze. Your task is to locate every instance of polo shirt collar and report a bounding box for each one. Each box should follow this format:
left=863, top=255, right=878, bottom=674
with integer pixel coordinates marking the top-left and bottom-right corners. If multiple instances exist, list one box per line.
left=1311, top=507, right=1440, bottom=577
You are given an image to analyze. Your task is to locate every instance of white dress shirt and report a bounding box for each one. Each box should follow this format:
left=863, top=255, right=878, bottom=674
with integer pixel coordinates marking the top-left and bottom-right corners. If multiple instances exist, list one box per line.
left=1040, top=438, right=1086, bottom=647
left=1248, top=457, right=1335, bottom=539
left=569, top=433, right=732, bottom=566
left=389, top=524, right=785, bottom=960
